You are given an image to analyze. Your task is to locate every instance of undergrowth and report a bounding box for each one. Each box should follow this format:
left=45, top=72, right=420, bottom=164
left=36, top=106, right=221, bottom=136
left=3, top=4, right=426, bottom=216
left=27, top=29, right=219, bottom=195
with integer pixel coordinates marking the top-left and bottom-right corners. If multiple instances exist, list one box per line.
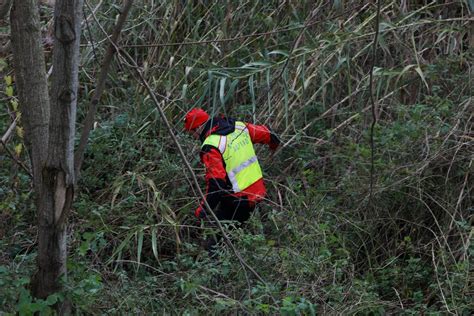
left=0, top=0, right=472, bottom=314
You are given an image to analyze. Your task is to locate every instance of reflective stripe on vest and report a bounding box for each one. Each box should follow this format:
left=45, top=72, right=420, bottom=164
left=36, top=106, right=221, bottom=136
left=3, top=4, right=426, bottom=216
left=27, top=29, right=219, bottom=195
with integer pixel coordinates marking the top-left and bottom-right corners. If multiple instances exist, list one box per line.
left=202, top=121, right=263, bottom=193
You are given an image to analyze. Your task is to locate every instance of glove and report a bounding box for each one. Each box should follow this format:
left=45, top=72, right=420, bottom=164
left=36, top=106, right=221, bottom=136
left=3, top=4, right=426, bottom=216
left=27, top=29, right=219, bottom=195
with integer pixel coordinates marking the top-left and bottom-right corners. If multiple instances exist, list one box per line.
left=269, top=132, right=280, bottom=151
left=194, top=206, right=206, bottom=219
left=269, top=142, right=279, bottom=151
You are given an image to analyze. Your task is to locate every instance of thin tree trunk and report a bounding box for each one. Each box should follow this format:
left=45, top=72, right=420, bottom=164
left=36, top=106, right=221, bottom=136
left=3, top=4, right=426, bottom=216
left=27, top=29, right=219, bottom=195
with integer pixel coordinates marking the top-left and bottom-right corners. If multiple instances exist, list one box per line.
left=74, top=0, right=133, bottom=175
left=33, top=0, right=83, bottom=305
left=10, top=0, right=50, bottom=191
left=11, top=0, right=83, bottom=309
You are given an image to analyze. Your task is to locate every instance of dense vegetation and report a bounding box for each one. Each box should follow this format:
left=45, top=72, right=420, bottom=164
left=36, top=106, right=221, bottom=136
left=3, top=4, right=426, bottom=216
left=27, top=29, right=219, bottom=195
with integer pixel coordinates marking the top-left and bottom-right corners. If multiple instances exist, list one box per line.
left=1, top=0, right=472, bottom=314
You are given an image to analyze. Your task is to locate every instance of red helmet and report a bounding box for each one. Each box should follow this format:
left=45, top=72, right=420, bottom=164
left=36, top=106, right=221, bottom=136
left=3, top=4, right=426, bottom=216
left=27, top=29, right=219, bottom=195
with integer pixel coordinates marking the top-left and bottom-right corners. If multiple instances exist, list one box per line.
left=184, top=108, right=209, bottom=131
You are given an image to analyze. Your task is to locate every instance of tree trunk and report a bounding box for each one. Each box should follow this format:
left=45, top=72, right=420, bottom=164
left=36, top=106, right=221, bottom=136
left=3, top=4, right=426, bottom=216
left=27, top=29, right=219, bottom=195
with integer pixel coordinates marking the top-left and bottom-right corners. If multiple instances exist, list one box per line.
left=34, top=0, right=83, bottom=302
left=10, top=0, right=83, bottom=309
left=10, top=0, right=50, bottom=191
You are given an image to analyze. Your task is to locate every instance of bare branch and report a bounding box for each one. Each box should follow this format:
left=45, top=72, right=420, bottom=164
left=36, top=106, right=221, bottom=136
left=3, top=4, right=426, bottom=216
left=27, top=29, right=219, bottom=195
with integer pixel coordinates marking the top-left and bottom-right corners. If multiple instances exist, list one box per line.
left=74, top=0, right=134, bottom=176
left=1, top=118, right=33, bottom=178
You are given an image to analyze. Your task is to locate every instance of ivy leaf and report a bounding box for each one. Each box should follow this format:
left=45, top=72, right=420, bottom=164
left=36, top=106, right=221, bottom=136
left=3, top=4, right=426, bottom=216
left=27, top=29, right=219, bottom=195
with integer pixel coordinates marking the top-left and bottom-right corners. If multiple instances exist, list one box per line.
left=4, top=75, right=12, bottom=85
left=16, top=126, right=24, bottom=138
left=0, top=58, right=7, bottom=72
left=11, top=99, right=18, bottom=111
left=14, top=143, right=23, bottom=156
left=6, top=86, right=13, bottom=97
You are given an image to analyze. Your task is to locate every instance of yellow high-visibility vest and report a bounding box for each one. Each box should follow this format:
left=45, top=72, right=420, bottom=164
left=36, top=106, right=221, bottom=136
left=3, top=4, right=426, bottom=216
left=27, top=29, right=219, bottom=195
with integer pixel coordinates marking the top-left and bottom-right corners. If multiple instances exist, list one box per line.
left=202, top=121, right=263, bottom=193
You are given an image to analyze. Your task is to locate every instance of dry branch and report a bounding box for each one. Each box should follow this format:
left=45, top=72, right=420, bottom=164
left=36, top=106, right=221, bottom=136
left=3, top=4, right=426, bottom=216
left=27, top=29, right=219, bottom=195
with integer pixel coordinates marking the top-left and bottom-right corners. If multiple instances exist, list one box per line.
left=74, top=0, right=134, bottom=176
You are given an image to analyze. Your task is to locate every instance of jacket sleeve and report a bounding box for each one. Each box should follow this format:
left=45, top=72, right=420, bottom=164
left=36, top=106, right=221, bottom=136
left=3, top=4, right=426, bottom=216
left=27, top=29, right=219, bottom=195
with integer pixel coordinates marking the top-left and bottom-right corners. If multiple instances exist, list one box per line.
left=245, top=123, right=280, bottom=150
left=196, top=146, right=228, bottom=217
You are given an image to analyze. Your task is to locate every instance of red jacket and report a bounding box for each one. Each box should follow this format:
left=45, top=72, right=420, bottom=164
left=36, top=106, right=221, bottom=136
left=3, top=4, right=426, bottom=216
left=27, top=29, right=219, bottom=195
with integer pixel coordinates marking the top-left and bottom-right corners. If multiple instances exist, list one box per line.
left=195, top=116, right=279, bottom=217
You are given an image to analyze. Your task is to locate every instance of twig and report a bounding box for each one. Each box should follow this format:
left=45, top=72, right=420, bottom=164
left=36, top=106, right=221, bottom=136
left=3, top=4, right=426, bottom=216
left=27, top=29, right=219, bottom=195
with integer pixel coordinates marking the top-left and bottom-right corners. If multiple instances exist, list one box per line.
left=369, top=0, right=382, bottom=205
left=455, top=158, right=472, bottom=212
left=1, top=118, right=33, bottom=178
left=1, top=116, right=16, bottom=144
left=1, top=136, right=33, bottom=178
left=82, top=6, right=99, bottom=65
left=392, top=287, right=404, bottom=310
left=431, top=244, right=453, bottom=314
left=74, top=0, right=134, bottom=176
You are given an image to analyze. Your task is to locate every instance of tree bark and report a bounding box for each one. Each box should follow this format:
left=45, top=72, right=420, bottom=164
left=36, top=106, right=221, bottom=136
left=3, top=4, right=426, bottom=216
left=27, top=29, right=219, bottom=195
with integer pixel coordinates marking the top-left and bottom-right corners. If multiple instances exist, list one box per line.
left=10, top=0, right=50, bottom=191
left=33, top=0, right=83, bottom=303
left=10, top=0, right=83, bottom=309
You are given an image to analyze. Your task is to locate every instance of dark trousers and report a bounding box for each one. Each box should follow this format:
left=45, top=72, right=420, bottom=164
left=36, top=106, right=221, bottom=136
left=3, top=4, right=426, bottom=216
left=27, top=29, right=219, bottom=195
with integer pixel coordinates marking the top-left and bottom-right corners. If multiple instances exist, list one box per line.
left=206, top=195, right=256, bottom=253
left=215, top=195, right=256, bottom=224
